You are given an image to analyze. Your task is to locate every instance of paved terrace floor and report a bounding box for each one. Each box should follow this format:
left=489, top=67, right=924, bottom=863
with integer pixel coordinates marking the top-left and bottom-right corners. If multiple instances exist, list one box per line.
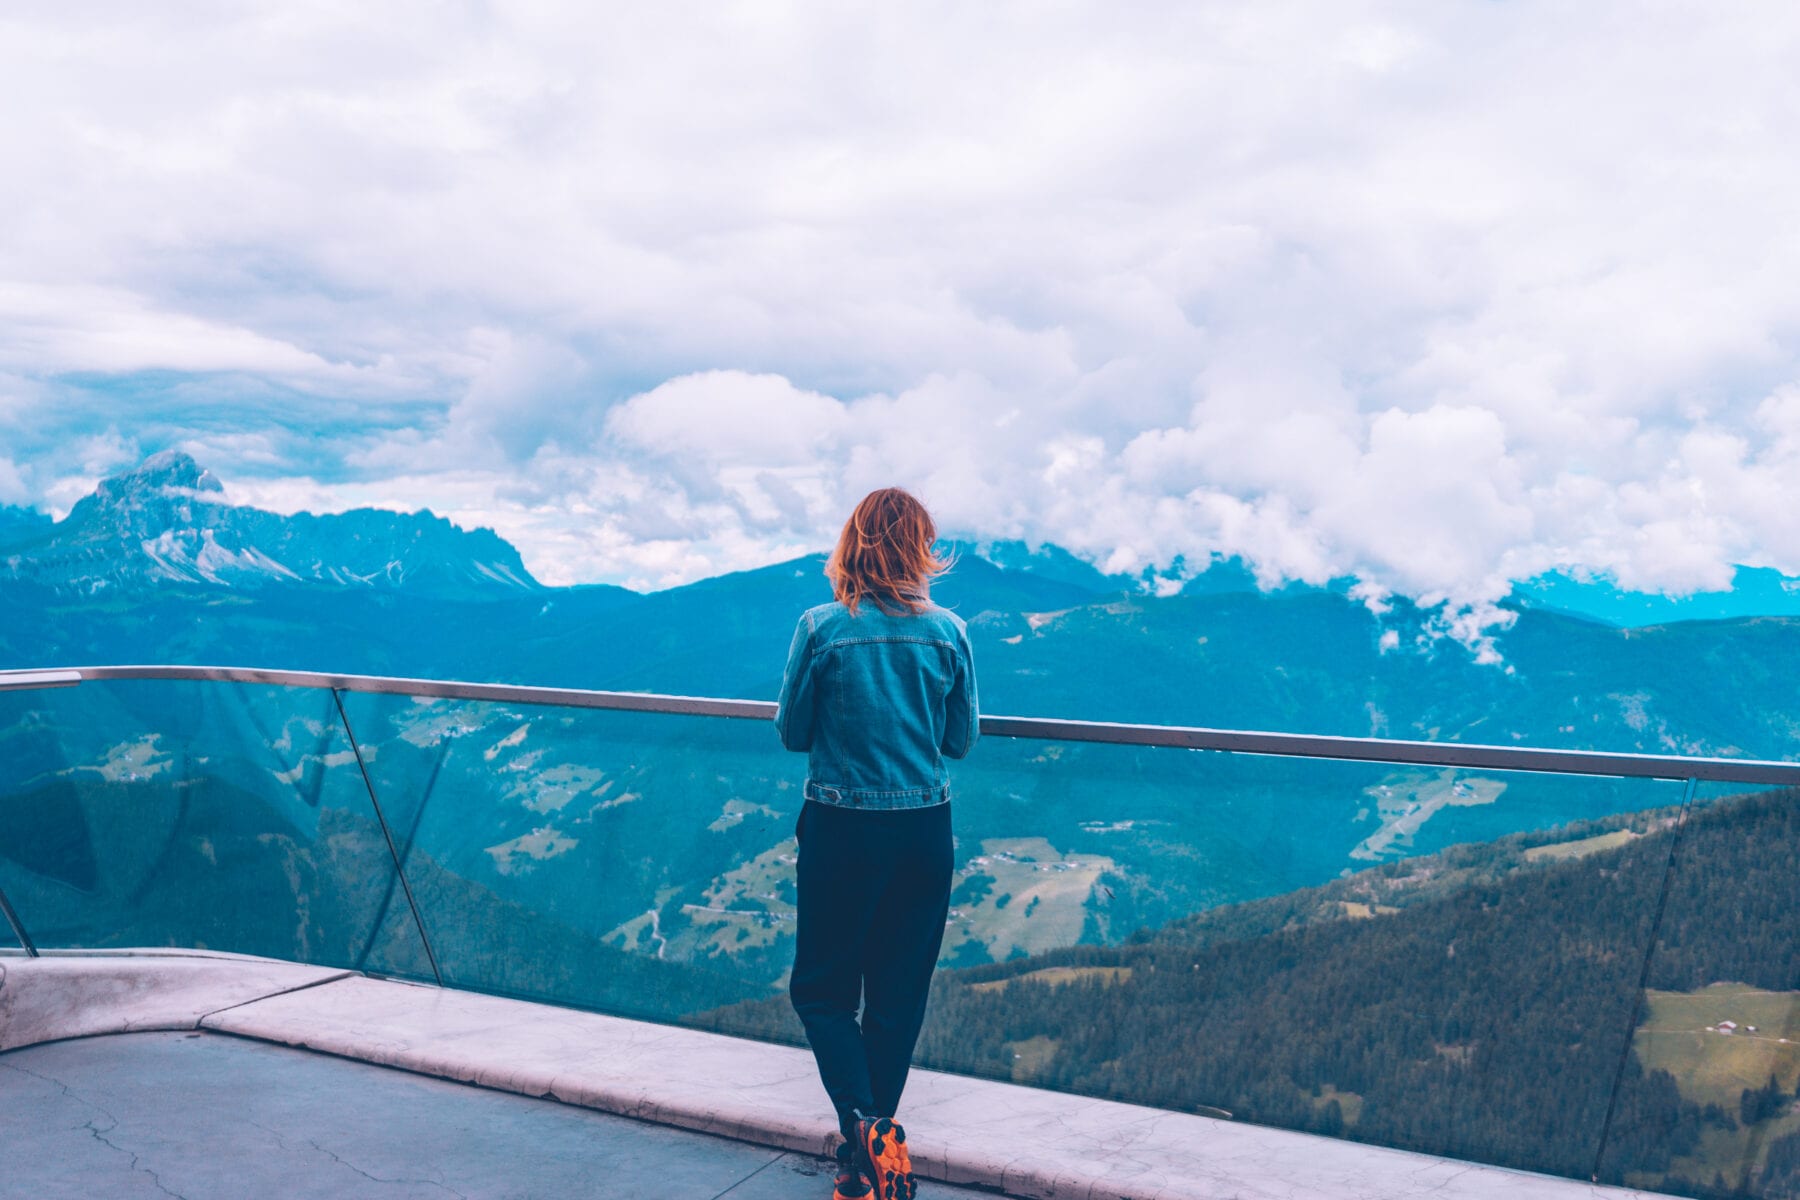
left=1, top=1031, right=980, bottom=1200
left=0, top=950, right=1678, bottom=1200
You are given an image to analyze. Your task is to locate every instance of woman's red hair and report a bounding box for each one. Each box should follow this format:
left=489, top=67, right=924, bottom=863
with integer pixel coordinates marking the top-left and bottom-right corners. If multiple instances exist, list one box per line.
left=826, top=488, right=947, bottom=615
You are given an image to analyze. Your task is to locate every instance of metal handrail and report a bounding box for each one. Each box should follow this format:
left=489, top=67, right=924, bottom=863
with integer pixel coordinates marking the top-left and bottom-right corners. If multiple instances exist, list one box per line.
left=3, top=664, right=1799, bottom=786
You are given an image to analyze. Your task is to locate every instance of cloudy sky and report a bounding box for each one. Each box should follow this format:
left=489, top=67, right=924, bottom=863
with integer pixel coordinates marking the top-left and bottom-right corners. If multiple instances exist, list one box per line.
left=3, top=3, right=1799, bottom=631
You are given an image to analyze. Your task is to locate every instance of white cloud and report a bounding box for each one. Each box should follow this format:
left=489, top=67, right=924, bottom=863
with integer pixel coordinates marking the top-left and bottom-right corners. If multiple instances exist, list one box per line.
left=0, top=456, right=27, bottom=504
left=70, top=428, right=142, bottom=477
left=608, top=371, right=850, bottom=468
left=0, top=283, right=374, bottom=381
left=1, top=1, right=1799, bottom=646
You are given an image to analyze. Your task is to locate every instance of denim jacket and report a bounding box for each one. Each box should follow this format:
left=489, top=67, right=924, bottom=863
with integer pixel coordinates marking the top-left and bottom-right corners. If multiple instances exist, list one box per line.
left=775, top=597, right=978, bottom=809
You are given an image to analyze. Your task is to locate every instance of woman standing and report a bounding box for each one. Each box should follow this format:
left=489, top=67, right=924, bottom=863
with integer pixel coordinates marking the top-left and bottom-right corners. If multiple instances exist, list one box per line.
left=776, top=487, right=979, bottom=1200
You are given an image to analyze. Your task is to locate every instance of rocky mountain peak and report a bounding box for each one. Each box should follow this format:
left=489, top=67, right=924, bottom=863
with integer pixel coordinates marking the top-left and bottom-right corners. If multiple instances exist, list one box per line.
left=114, top=449, right=223, bottom=495
left=89, top=450, right=223, bottom=513
left=68, top=450, right=228, bottom=538
left=9, top=453, right=539, bottom=595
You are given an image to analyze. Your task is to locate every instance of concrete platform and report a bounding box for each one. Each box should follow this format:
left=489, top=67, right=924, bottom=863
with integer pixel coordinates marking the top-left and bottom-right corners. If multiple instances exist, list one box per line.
left=0, top=1031, right=977, bottom=1199
left=0, top=950, right=1678, bottom=1200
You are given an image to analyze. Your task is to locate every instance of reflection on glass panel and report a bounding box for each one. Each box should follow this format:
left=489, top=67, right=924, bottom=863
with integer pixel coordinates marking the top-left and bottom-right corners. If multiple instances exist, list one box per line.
left=1597, top=781, right=1800, bottom=1199
left=0, top=680, right=431, bottom=978
left=336, top=692, right=796, bottom=1021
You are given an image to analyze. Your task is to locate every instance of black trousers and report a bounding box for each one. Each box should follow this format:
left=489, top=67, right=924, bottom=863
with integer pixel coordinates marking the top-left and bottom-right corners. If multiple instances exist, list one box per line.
left=788, top=798, right=953, bottom=1136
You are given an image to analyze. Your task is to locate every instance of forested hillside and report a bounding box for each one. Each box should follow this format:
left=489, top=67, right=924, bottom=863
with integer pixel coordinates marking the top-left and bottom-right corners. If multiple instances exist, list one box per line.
left=700, top=789, right=1800, bottom=1196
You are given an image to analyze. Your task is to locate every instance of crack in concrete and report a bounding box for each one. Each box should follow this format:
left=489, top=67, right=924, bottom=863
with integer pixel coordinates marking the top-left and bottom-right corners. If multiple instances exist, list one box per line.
left=247, top=1119, right=470, bottom=1199
left=301, top=1137, right=471, bottom=1200
left=0, top=1059, right=188, bottom=1199
left=1411, top=1160, right=1479, bottom=1196
left=707, top=1149, right=790, bottom=1199
left=82, top=1118, right=190, bottom=1200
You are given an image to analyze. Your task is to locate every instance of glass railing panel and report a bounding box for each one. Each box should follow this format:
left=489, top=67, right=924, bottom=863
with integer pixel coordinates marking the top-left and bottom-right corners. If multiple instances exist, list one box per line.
left=8, top=667, right=1778, bottom=1190
left=1596, top=781, right=1800, bottom=1199
left=0, top=680, right=431, bottom=978
left=330, top=688, right=1704, bottom=1184
left=0, top=894, right=21, bottom=952
left=334, top=691, right=799, bottom=1023
left=697, top=737, right=1690, bottom=1182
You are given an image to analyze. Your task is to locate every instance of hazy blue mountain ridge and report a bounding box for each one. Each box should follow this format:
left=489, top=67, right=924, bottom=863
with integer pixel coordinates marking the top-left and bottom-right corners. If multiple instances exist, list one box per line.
left=0, top=504, right=52, bottom=539
left=1517, top=564, right=1800, bottom=626
left=5, top=455, right=1800, bottom=765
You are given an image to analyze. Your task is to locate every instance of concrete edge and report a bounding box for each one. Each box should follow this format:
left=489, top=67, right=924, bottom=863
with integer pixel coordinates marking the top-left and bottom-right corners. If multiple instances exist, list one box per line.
left=0, top=951, right=355, bottom=1053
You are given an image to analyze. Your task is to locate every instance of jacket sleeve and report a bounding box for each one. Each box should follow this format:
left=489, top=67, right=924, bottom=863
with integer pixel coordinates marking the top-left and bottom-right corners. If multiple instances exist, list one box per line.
left=774, top=613, right=818, bottom=752
left=940, top=624, right=979, bottom=760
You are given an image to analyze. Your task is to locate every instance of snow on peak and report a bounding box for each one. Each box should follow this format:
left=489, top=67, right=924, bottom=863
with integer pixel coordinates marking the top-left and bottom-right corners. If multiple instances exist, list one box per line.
left=111, top=449, right=224, bottom=498
left=16, top=453, right=542, bottom=595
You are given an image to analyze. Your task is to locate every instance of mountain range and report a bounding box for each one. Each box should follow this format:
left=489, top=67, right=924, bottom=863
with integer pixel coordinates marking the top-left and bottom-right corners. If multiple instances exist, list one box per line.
left=0, top=450, right=537, bottom=595
left=7, top=451, right=1798, bottom=970
left=5, top=452, right=1800, bottom=767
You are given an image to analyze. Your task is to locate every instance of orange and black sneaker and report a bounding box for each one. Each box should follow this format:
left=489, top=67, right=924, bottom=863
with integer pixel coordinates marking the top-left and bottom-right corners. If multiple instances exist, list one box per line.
left=832, top=1141, right=872, bottom=1199
left=851, top=1116, right=915, bottom=1200
left=832, top=1168, right=873, bottom=1200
